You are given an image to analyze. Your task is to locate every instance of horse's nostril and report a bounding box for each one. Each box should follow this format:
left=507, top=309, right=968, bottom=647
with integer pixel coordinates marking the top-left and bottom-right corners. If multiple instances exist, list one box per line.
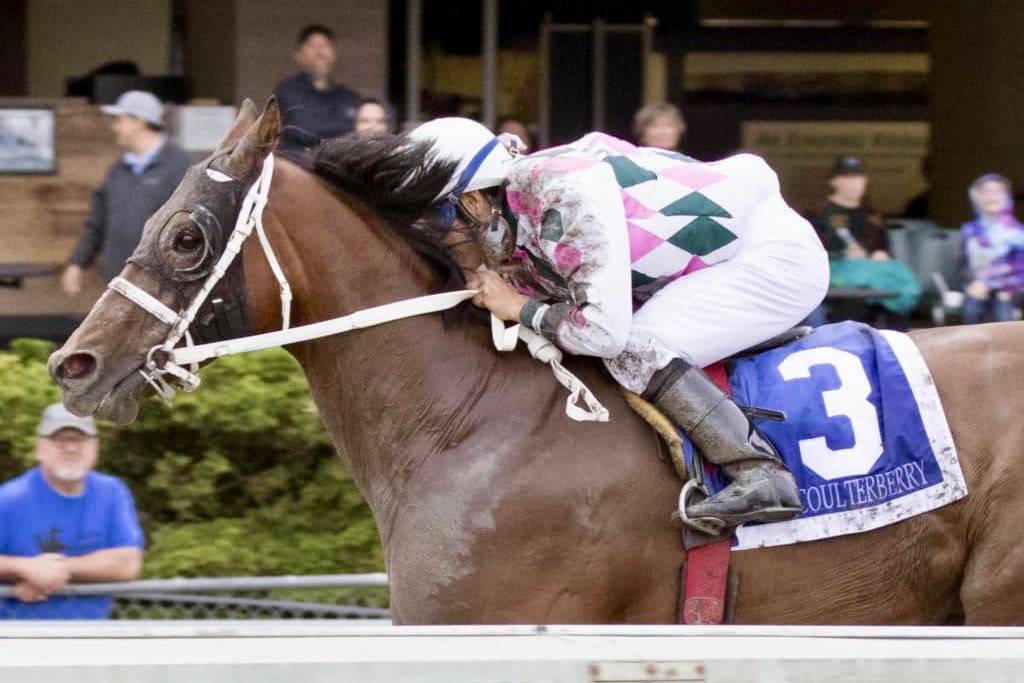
left=60, top=352, right=98, bottom=381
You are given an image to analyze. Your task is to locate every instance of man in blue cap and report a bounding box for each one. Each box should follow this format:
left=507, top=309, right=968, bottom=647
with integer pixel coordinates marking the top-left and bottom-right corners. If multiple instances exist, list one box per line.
left=62, top=90, right=191, bottom=295
left=0, top=404, right=144, bottom=619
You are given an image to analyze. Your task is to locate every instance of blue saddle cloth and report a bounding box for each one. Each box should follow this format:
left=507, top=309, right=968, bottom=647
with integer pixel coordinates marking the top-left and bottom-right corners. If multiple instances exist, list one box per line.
left=680, top=321, right=967, bottom=550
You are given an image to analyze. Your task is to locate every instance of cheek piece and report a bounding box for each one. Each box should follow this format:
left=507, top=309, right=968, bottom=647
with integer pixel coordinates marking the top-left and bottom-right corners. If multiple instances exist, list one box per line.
left=478, top=196, right=513, bottom=267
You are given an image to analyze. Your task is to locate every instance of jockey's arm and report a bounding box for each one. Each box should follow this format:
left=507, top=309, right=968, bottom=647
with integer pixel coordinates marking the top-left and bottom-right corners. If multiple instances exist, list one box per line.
left=516, top=164, right=633, bottom=358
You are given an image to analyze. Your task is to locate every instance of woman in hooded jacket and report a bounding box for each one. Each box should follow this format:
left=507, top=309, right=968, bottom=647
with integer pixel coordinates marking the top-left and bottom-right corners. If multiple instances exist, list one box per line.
left=961, top=174, right=1024, bottom=324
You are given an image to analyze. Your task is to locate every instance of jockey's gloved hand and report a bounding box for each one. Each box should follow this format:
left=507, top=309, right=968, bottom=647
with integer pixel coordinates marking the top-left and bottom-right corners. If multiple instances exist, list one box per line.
left=466, top=269, right=530, bottom=322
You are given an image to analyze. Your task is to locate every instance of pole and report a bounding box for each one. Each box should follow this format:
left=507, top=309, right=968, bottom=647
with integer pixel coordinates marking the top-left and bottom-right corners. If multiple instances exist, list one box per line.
left=592, top=18, right=606, bottom=131
left=641, top=15, right=656, bottom=104
left=482, top=0, right=498, bottom=129
left=405, top=0, right=422, bottom=126
left=538, top=14, right=552, bottom=147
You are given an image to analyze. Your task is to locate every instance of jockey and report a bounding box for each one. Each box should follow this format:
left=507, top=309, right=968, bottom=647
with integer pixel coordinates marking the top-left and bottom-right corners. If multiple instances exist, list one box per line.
left=409, top=117, right=830, bottom=528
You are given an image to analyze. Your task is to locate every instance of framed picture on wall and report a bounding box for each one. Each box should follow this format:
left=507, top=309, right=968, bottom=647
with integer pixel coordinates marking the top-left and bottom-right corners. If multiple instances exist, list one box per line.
left=0, top=107, right=56, bottom=174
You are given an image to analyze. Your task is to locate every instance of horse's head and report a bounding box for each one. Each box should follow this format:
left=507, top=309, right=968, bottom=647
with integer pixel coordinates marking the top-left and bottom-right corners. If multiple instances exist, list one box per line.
left=49, top=98, right=281, bottom=424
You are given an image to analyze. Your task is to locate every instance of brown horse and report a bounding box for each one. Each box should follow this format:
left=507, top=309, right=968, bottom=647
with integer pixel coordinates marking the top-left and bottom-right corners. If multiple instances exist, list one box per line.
left=49, top=100, right=1024, bottom=625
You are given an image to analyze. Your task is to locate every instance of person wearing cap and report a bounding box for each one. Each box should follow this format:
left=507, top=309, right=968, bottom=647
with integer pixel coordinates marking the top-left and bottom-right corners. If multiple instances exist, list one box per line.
left=0, top=404, right=143, bottom=619
left=808, top=155, right=921, bottom=326
left=61, top=90, right=191, bottom=295
left=810, top=155, right=891, bottom=262
left=406, top=118, right=829, bottom=529
left=274, top=24, right=360, bottom=154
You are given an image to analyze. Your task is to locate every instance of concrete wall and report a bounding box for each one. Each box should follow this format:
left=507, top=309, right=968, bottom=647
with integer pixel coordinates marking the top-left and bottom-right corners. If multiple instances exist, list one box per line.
left=182, top=0, right=389, bottom=105
left=182, top=0, right=237, bottom=105
left=26, top=0, right=172, bottom=97
left=234, top=1, right=388, bottom=103
left=23, top=0, right=388, bottom=104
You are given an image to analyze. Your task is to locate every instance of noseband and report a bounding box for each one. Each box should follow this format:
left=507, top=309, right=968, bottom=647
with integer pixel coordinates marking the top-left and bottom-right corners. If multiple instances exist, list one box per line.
left=106, top=154, right=609, bottom=422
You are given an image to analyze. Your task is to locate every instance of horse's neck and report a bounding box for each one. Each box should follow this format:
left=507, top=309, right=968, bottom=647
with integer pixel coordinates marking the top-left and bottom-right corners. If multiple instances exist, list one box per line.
left=305, top=316, right=505, bottom=528
left=267, top=166, right=508, bottom=537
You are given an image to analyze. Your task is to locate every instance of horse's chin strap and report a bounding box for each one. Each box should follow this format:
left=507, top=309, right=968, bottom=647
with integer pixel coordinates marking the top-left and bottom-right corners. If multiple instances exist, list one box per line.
left=106, top=153, right=609, bottom=422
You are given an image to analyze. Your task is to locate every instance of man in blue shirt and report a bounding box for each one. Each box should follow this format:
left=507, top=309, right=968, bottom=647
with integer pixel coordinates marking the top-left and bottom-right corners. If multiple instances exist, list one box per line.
left=0, top=404, right=144, bottom=619
left=274, top=24, right=360, bottom=154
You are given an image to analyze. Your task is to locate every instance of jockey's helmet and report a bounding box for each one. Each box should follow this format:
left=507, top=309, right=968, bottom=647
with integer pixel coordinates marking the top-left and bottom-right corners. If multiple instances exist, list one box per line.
left=409, top=117, right=514, bottom=228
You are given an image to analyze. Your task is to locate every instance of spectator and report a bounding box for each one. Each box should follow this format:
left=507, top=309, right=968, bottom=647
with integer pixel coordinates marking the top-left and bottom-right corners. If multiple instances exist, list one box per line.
left=495, top=115, right=533, bottom=151
left=808, top=155, right=921, bottom=328
left=0, top=404, right=143, bottom=619
left=354, top=98, right=396, bottom=135
left=274, top=24, right=360, bottom=153
left=61, top=90, right=191, bottom=294
left=633, top=102, right=686, bottom=151
left=960, top=173, right=1024, bottom=323
left=901, top=154, right=932, bottom=219
left=812, top=156, right=891, bottom=260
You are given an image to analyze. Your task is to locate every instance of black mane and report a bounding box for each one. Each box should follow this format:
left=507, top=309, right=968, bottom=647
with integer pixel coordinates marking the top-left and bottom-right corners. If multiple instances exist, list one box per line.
left=313, top=133, right=456, bottom=235
left=312, top=133, right=472, bottom=310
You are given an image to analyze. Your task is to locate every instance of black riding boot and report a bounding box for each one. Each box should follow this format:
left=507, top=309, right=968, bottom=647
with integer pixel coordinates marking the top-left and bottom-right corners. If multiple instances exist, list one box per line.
left=643, top=358, right=802, bottom=527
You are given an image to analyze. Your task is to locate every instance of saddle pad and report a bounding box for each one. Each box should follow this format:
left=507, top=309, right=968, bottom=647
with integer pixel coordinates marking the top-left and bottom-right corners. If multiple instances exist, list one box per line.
left=683, top=321, right=967, bottom=550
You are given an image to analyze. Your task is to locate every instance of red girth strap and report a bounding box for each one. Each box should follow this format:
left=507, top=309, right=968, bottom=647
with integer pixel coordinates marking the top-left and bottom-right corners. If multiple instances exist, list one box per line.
left=680, top=361, right=732, bottom=625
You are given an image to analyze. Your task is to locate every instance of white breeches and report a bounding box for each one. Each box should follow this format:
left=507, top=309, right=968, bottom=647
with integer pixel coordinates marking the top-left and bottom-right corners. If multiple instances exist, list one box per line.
left=605, top=198, right=829, bottom=393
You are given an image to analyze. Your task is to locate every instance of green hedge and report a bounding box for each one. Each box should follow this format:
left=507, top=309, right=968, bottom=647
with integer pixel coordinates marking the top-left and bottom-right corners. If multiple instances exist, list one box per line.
left=0, top=339, right=383, bottom=578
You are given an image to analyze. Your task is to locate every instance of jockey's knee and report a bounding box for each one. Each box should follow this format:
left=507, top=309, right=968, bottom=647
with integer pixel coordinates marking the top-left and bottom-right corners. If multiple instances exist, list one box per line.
left=603, top=336, right=683, bottom=395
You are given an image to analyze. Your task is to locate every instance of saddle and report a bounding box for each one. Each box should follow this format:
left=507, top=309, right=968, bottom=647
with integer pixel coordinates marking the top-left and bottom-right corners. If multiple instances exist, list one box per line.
left=726, top=326, right=812, bottom=360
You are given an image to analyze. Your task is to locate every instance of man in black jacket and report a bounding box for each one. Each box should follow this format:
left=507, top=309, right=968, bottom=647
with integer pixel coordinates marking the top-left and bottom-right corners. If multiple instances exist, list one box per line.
left=62, top=91, right=191, bottom=295
left=273, top=24, right=360, bottom=154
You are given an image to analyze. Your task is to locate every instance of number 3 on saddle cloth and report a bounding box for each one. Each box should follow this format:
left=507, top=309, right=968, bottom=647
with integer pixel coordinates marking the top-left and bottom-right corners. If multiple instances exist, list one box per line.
left=685, top=320, right=967, bottom=551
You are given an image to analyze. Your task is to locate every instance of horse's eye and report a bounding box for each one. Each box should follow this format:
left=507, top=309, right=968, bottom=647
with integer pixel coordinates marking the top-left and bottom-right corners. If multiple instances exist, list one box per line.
left=173, top=229, right=203, bottom=253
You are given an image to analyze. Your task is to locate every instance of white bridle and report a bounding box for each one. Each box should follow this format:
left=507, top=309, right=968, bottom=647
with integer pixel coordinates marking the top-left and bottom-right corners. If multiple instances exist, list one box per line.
left=107, top=154, right=609, bottom=422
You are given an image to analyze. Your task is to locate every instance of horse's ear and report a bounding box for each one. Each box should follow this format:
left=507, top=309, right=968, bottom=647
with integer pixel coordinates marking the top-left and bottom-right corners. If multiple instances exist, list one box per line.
left=215, top=99, right=259, bottom=153
left=218, top=97, right=281, bottom=178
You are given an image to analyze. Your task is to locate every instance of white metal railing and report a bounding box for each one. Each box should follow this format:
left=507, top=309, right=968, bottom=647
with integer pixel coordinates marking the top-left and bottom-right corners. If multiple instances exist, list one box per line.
left=0, top=573, right=390, bottom=620
left=0, top=573, right=389, bottom=598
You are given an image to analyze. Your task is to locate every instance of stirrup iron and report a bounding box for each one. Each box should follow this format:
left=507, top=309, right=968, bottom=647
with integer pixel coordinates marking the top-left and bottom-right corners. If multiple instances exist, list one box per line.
left=675, top=479, right=728, bottom=537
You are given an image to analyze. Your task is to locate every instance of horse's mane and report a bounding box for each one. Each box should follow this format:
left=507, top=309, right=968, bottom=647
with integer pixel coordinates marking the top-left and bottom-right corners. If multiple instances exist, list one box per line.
left=313, top=133, right=456, bottom=231
left=311, top=134, right=475, bottom=318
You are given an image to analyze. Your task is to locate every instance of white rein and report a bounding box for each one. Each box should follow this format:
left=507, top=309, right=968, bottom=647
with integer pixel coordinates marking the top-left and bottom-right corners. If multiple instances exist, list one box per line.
left=107, top=154, right=609, bottom=422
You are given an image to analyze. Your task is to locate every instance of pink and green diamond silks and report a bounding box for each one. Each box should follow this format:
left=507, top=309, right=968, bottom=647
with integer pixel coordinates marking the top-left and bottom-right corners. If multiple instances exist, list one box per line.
left=509, top=134, right=739, bottom=304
